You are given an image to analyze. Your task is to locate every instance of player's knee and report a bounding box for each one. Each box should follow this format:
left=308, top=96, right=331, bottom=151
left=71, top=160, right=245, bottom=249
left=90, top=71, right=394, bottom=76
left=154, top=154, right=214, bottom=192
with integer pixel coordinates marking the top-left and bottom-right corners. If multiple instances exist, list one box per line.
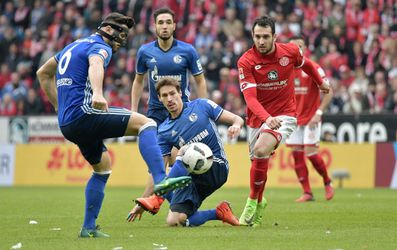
left=166, top=216, right=182, bottom=227
left=166, top=213, right=187, bottom=227
left=253, top=145, right=271, bottom=157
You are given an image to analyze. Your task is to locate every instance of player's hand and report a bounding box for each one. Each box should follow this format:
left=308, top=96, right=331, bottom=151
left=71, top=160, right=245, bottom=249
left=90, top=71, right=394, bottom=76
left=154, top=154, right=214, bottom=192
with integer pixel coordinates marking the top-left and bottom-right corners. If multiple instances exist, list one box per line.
left=265, top=116, right=282, bottom=130
left=92, top=94, right=109, bottom=111
left=308, top=115, right=321, bottom=129
left=319, top=79, right=331, bottom=94
left=126, top=204, right=145, bottom=222
left=227, top=125, right=241, bottom=139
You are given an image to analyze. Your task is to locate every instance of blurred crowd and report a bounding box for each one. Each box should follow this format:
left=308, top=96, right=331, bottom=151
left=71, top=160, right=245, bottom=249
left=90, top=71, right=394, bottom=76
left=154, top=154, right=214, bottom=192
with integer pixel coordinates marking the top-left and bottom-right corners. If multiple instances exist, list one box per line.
left=1, top=0, right=397, bottom=117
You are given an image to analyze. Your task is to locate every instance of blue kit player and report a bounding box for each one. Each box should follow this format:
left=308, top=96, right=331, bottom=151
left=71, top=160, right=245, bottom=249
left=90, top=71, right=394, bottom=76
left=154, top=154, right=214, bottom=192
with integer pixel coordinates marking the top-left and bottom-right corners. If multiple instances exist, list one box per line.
left=131, top=7, right=207, bottom=125
left=127, top=78, right=244, bottom=227
left=36, top=13, right=190, bottom=238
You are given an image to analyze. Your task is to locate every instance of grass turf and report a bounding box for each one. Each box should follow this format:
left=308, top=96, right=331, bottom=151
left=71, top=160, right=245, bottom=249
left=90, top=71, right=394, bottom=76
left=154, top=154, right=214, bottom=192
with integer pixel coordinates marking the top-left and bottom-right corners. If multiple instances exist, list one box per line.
left=0, top=187, right=396, bottom=250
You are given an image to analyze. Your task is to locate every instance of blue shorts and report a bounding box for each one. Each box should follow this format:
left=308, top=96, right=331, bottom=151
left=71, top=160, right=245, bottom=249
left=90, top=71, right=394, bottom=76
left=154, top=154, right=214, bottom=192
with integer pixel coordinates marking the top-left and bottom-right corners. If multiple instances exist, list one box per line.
left=60, top=107, right=131, bottom=165
left=147, top=107, right=169, bottom=126
left=170, top=160, right=228, bottom=217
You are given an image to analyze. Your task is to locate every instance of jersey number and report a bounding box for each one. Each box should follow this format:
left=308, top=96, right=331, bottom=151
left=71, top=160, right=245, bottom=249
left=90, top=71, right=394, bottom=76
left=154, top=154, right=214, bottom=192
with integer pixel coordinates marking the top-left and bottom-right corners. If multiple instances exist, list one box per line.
left=58, top=44, right=78, bottom=75
left=58, top=51, right=72, bottom=75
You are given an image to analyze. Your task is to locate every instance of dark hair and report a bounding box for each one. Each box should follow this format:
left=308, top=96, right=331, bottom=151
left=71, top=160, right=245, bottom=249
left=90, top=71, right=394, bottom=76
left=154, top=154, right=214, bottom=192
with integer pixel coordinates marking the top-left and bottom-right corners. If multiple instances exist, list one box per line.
left=155, top=78, right=180, bottom=95
left=252, top=16, right=275, bottom=34
left=153, top=8, right=175, bottom=23
left=289, top=35, right=305, bottom=42
left=102, top=12, right=135, bottom=29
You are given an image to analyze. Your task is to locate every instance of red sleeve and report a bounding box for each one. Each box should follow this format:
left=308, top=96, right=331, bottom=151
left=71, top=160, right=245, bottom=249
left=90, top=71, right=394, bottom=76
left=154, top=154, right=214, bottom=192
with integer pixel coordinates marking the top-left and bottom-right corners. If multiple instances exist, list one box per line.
left=300, top=58, right=324, bottom=86
left=242, top=88, right=270, bottom=122
left=238, top=56, right=270, bottom=122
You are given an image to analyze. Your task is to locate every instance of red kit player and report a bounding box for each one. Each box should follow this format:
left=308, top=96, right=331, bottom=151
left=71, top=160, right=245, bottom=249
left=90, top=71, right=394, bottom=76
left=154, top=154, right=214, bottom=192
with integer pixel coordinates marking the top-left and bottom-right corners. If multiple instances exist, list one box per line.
left=237, top=16, right=330, bottom=227
left=286, top=36, right=334, bottom=202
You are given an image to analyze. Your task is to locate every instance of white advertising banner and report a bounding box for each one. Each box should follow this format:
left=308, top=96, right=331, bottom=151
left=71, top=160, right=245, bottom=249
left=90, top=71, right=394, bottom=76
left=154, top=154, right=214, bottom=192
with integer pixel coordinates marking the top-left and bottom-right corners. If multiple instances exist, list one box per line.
left=28, top=116, right=64, bottom=142
left=0, top=144, right=15, bottom=186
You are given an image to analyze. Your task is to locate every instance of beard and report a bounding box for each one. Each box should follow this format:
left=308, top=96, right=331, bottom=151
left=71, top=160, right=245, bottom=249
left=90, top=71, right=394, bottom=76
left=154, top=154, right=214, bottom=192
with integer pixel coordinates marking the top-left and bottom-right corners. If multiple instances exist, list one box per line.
left=156, top=30, right=173, bottom=41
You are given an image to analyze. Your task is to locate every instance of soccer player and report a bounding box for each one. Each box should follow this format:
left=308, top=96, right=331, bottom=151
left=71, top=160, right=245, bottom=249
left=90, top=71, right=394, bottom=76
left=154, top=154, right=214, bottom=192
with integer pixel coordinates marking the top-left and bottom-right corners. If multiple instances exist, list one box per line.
left=131, top=7, right=207, bottom=125
left=36, top=13, right=190, bottom=238
left=237, top=16, right=331, bottom=227
left=126, top=78, right=244, bottom=227
left=285, top=36, right=334, bottom=202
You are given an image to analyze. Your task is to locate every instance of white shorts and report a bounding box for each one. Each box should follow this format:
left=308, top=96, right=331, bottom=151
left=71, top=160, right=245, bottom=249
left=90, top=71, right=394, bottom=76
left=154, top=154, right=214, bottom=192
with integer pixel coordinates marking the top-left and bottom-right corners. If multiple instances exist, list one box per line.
left=247, top=115, right=297, bottom=158
left=285, top=122, right=322, bottom=147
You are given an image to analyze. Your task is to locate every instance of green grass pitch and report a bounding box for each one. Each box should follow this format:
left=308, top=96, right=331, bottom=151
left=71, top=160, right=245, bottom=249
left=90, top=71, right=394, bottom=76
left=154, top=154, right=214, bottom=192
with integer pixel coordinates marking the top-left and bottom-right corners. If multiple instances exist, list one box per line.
left=1, top=187, right=396, bottom=250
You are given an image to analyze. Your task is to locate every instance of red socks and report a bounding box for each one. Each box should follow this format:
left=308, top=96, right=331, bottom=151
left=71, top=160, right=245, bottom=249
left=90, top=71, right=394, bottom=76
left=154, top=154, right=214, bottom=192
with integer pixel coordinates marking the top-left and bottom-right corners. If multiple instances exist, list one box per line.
left=249, top=158, right=269, bottom=201
left=307, top=154, right=331, bottom=185
left=292, top=151, right=312, bottom=194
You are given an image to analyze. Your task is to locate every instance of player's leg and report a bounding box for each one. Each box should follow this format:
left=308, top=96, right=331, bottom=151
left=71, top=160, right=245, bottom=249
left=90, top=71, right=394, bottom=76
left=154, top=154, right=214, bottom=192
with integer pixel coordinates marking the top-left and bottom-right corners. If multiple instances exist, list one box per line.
left=60, top=116, right=112, bottom=237
left=81, top=154, right=111, bottom=238
left=133, top=159, right=192, bottom=216
left=123, top=111, right=191, bottom=194
left=303, top=124, right=334, bottom=200
left=242, top=116, right=297, bottom=226
left=240, top=130, right=275, bottom=226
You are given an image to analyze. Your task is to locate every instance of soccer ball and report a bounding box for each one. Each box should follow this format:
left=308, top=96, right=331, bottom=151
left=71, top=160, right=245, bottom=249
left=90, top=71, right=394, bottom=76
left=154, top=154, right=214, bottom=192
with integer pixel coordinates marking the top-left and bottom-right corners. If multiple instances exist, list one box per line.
left=182, top=142, right=213, bottom=174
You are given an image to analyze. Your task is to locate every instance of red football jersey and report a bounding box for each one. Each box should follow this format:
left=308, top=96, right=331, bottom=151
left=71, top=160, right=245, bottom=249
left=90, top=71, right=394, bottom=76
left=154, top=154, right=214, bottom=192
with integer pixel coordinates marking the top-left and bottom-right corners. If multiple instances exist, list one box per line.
left=238, top=43, right=304, bottom=128
left=293, top=59, right=327, bottom=126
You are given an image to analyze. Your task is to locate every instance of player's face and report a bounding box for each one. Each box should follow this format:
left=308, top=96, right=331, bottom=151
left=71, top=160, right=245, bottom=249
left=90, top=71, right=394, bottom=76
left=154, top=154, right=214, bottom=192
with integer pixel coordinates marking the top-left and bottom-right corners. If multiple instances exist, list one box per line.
left=158, top=85, right=183, bottom=116
left=252, top=25, right=276, bottom=55
left=110, top=25, right=128, bottom=52
left=290, top=39, right=306, bottom=53
left=155, top=14, right=176, bottom=41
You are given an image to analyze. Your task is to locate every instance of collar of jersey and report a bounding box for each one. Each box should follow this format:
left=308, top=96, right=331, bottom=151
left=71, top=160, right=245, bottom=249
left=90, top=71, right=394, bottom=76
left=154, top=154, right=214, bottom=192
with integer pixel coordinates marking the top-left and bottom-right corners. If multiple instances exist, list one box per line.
left=253, top=43, right=279, bottom=63
left=169, top=102, right=187, bottom=120
left=155, top=39, right=177, bottom=53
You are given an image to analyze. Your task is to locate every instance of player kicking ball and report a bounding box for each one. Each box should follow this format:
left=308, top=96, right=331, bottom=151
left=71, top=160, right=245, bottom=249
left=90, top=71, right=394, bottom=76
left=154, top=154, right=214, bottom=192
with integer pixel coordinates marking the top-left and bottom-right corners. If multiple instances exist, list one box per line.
left=127, top=78, right=244, bottom=227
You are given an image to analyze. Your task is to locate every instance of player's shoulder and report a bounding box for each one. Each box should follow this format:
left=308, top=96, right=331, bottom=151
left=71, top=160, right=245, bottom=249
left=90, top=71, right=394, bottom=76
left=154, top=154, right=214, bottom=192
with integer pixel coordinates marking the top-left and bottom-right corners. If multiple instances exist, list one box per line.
left=238, top=47, right=256, bottom=65
left=175, top=39, right=195, bottom=49
left=277, top=42, right=301, bottom=57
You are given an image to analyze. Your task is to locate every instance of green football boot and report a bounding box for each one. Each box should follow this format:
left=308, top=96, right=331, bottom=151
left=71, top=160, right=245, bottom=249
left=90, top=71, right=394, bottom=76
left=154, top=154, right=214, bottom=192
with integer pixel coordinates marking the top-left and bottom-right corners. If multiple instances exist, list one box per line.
left=79, top=225, right=110, bottom=238
left=252, top=198, right=268, bottom=228
left=239, top=198, right=258, bottom=226
left=153, top=176, right=192, bottom=196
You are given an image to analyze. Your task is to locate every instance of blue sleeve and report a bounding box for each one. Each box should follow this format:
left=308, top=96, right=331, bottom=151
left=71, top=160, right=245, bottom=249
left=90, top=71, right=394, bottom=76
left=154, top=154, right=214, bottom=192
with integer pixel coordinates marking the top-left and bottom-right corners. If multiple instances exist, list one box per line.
left=87, top=43, right=112, bottom=67
left=187, top=45, right=203, bottom=76
left=136, top=47, right=147, bottom=74
left=158, top=131, right=173, bottom=156
left=198, top=98, right=223, bottom=121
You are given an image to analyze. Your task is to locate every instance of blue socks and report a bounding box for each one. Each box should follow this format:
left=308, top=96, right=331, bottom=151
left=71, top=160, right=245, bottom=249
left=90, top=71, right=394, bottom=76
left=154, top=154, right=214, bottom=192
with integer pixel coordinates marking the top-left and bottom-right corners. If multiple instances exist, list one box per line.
left=138, top=126, right=166, bottom=184
left=186, top=210, right=217, bottom=226
left=163, top=160, right=190, bottom=202
left=168, top=160, right=189, bottom=178
left=83, top=172, right=109, bottom=229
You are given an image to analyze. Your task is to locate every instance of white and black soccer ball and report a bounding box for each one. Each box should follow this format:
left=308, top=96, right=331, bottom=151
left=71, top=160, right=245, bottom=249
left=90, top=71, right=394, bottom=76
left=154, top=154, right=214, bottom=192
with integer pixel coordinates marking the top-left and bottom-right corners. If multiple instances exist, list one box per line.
left=182, top=142, right=213, bottom=174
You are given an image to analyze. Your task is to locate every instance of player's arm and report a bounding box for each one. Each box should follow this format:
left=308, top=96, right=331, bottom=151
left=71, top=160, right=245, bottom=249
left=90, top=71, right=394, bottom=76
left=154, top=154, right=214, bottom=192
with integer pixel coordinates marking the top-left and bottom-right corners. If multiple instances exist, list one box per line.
left=193, top=73, right=207, bottom=98
left=218, top=109, right=244, bottom=139
left=89, top=55, right=108, bottom=111
left=131, top=73, right=145, bottom=112
left=238, top=60, right=281, bottom=130
left=308, top=80, right=334, bottom=128
left=36, top=57, right=58, bottom=111
left=300, top=59, right=330, bottom=94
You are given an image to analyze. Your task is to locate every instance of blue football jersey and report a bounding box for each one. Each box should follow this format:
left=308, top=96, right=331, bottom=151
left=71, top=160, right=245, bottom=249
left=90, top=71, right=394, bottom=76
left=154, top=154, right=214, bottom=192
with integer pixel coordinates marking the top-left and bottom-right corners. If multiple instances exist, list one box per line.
left=158, top=99, right=228, bottom=166
left=136, top=39, right=203, bottom=109
left=54, top=34, right=112, bottom=126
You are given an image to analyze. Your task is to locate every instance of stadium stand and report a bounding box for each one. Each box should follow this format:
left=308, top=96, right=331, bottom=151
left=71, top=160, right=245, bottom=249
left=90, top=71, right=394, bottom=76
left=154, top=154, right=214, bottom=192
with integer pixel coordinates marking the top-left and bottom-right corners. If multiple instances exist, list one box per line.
left=0, top=0, right=396, bottom=117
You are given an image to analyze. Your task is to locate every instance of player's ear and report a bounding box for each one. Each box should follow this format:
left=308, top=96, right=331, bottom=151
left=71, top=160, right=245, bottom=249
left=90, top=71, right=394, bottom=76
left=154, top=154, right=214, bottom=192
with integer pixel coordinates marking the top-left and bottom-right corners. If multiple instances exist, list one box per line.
left=273, top=33, right=278, bottom=42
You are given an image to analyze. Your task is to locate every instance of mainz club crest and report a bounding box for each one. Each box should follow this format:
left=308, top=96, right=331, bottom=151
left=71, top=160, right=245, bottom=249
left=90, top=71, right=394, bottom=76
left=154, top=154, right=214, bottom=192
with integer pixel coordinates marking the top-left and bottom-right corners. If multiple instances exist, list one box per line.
left=279, top=57, right=289, bottom=66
